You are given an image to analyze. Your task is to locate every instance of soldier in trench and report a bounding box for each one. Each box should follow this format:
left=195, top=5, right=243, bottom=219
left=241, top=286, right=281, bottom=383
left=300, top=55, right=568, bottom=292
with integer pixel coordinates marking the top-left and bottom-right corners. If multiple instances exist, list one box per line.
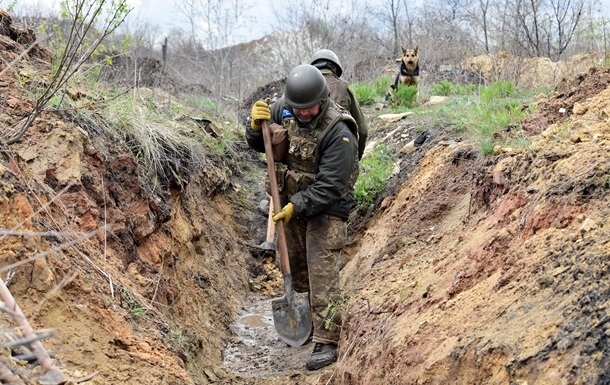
left=309, top=49, right=368, bottom=160
left=245, top=64, right=359, bottom=370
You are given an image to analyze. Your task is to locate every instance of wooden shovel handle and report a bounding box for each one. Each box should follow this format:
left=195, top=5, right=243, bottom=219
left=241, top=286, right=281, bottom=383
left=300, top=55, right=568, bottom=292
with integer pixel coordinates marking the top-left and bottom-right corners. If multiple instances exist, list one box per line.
left=266, top=196, right=275, bottom=244
left=261, top=120, right=291, bottom=276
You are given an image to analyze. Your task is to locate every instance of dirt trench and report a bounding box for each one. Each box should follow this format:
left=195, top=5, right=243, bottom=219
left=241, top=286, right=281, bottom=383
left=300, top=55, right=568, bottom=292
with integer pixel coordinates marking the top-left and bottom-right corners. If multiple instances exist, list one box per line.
left=223, top=64, right=610, bottom=384
left=1, top=25, right=610, bottom=384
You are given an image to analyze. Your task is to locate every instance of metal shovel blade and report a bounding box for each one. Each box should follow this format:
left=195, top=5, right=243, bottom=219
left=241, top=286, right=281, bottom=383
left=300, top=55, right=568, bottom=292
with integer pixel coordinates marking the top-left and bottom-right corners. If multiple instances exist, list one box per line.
left=272, top=275, right=312, bottom=347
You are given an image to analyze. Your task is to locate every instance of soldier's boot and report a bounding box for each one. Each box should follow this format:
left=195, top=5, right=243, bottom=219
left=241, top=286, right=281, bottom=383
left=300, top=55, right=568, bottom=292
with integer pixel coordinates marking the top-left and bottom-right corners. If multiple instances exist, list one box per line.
left=306, top=343, right=337, bottom=370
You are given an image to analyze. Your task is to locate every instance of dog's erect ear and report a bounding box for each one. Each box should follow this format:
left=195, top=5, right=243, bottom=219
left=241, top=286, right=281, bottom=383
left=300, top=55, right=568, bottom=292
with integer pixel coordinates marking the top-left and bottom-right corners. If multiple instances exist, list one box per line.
left=401, top=44, right=407, bottom=55
left=414, top=44, right=419, bottom=55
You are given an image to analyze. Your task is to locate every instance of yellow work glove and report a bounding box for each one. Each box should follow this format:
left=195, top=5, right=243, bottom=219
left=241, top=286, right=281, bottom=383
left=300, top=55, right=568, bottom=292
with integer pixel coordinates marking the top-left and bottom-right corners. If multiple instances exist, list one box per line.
left=250, top=100, right=271, bottom=131
left=272, top=202, right=295, bottom=224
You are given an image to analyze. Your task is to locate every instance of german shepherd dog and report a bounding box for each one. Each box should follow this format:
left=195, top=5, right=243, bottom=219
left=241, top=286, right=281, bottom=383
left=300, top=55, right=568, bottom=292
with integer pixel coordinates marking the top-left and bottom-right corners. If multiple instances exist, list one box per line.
left=386, top=44, right=419, bottom=101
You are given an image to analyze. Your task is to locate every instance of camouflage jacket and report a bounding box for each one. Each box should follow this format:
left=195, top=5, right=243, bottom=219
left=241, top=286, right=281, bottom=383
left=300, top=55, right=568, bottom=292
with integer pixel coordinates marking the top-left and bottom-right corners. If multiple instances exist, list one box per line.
left=320, top=69, right=368, bottom=159
left=245, top=97, right=358, bottom=220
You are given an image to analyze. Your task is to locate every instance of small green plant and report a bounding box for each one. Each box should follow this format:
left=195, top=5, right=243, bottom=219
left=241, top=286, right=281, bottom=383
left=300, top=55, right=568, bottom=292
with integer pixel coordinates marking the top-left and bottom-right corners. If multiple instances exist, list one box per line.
left=480, top=80, right=519, bottom=101
left=389, top=85, right=418, bottom=108
left=433, top=80, right=477, bottom=96
left=120, top=287, right=148, bottom=320
left=353, top=75, right=392, bottom=105
left=354, top=144, right=394, bottom=206
left=169, top=325, right=188, bottom=346
left=353, top=83, right=377, bottom=105
left=131, top=306, right=147, bottom=319
left=323, top=298, right=350, bottom=331
left=433, top=80, right=453, bottom=96
left=373, top=75, right=392, bottom=96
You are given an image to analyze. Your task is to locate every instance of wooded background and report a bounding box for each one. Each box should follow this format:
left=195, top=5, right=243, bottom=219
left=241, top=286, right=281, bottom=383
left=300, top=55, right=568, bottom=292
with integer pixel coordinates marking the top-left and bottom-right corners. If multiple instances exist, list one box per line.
left=9, top=0, right=610, bottom=110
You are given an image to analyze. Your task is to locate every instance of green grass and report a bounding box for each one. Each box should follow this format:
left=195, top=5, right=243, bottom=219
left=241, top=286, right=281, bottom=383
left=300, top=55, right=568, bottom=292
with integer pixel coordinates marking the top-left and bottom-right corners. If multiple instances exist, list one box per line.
left=372, top=75, right=392, bottom=97
left=480, top=80, right=520, bottom=101
left=354, top=144, right=394, bottom=206
left=432, top=80, right=538, bottom=155
left=348, top=76, right=545, bottom=203
left=353, top=83, right=377, bottom=105
left=180, top=95, right=224, bottom=117
left=389, top=84, right=418, bottom=108
left=55, top=81, right=235, bottom=196
left=353, top=75, right=391, bottom=105
left=433, top=80, right=478, bottom=96
left=353, top=74, right=420, bottom=109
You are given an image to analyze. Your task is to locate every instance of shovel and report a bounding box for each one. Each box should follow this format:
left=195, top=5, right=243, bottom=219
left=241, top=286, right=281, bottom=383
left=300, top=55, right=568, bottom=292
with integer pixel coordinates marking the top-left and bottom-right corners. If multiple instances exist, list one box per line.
left=258, top=196, right=276, bottom=257
left=261, top=119, right=312, bottom=347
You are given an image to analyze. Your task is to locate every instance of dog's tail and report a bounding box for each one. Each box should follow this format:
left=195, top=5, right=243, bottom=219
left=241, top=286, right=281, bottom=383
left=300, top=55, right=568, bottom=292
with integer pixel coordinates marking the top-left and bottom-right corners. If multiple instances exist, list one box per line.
left=385, top=73, right=401, bottom=101
left=385, top=88, right=393, bottom=101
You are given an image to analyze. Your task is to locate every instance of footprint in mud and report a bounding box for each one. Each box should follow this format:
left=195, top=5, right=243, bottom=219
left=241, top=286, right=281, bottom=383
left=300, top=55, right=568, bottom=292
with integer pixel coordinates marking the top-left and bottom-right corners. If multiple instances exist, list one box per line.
left=222, top=296, right=312, bottom=378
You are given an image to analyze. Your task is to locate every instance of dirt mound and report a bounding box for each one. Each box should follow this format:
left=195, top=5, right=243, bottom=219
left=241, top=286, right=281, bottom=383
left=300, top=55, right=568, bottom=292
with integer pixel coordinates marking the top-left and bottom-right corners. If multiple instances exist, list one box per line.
left=239, top=78, right=286, bottom=122
left=520, top=65, right=610, bottom=135
left=0, top=12, right=263, bottom=384
left=335, top=65, right=610, bottom=383
left=461, top=51, right=607, bottom=88
left=0, top=9, right=52, bottom=66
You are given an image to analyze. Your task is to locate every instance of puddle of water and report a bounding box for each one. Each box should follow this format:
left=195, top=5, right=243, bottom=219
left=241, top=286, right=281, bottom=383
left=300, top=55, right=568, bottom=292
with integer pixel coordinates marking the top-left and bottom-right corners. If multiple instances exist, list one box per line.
left=239, top=314, right=272, bottom=328
left=222, top=296, right=312, bottom=378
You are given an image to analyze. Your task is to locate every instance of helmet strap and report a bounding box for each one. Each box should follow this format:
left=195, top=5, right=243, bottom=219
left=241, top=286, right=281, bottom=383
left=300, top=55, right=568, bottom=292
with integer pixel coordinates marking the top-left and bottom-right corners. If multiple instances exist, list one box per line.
left=313, top=60, right=340, bottom=77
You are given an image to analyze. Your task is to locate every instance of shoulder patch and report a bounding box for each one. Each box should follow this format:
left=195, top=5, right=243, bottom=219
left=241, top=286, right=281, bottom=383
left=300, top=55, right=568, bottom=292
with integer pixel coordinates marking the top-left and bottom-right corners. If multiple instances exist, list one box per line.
left=342, top=133, right=350, bottom=142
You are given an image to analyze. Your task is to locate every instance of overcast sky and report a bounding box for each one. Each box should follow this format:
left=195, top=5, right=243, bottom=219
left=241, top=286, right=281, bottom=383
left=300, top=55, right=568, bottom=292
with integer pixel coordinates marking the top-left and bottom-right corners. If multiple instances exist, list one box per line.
left=124, top=0, right=365, bottom=48
left=134, top=0, right=284, bottom=45
left=4, top=0, right=297, bottom=48
left=3, top=0, right=391, bottom=48
left=4, top=0, right=610, bottom=49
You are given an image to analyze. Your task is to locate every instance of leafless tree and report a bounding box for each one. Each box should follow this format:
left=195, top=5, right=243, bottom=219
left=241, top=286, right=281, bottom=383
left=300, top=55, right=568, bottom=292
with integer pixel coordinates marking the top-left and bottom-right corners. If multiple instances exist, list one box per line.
left=570, top=0, right=605, bottom=53
left=388, top=0, right=402, bottom=56
left=465, top=0, right=493, bottom=53
left=550, top=0, right=585, bottom=58
left=269, top=0, right=335, bottom=69
left=413, top=0, right=475, bottom=70
left=505, top=0, right=585, bottom=59
left=4, top=0, right=131, bottom=145
left=175, top=0, right=201, bottom=61
left=366, top=0, right=410, bottom=56
left=161, top=0, right=255, bottom=102
left=13, top=0, right=601, bottom=110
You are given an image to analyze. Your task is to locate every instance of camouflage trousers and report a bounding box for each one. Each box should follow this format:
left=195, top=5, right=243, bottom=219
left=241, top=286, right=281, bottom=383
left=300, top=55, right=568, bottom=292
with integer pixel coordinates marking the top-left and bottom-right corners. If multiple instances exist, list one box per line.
left=283, top=214, right=347, bottom=345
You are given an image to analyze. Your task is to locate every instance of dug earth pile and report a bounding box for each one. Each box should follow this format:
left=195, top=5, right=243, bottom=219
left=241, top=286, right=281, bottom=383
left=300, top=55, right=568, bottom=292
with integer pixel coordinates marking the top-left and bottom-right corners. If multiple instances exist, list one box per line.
left=335, top=65, right=610, bottom=384
left=0, top=21, right=262, bottom=383
left=1, top=18, right=610, bottom=385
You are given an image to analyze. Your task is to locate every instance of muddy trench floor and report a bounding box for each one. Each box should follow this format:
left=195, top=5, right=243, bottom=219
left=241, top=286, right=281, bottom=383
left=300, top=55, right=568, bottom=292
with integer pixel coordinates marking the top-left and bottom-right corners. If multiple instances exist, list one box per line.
left=222, top=294, right=315, bottom=379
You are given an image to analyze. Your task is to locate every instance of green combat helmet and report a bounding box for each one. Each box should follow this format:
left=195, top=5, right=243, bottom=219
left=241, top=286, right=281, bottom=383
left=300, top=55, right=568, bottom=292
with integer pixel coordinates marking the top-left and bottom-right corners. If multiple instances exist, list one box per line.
left=310, top=49, right=343, bottom=78
left=285, top=64, right=330, bottom=109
